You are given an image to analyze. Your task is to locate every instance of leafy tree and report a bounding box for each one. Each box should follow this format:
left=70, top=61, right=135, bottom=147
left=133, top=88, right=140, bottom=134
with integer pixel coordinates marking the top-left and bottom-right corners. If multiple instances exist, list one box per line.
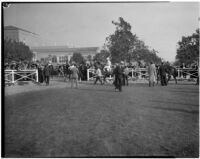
left=130, top=48, right=162, bottom=64
left=105, top=17, right=161, bottom=65
left=176, top=29, right=199, bottom=65
left=105, top=17, right=137, bottom=63
left=93, top=49, right=110, bottom=64
left=70, top=52, right=85, bottom=65
left=4, top=39, right=33, bottom=63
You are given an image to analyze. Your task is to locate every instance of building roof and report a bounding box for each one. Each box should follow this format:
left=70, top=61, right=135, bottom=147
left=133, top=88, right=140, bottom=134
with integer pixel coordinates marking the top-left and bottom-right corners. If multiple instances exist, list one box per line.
left=31, top=46, right=99, bottom=54
left=4, top=25, right=38, bottom=35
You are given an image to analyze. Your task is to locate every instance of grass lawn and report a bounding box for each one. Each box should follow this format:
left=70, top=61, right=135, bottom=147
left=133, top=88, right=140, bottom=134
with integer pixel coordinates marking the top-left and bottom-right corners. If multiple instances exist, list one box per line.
left=3, top=81, right=199, bottom=157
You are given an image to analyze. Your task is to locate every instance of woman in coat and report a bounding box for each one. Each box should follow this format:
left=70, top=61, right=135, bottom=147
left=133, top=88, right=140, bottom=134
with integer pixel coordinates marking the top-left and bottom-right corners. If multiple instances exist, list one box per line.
left=70, top=63, right=79, bottom=88
left=148, top=62, right=157, bottom=87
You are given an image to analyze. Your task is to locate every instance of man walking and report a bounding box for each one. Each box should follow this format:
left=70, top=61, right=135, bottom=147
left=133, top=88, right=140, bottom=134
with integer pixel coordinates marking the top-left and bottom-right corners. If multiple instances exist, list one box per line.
left=94, top=66, right=103, bottom=85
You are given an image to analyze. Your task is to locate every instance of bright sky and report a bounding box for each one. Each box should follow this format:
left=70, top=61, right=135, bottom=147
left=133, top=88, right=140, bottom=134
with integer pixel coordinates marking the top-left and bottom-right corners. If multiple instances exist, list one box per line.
left=3, top=2, right=199, bottom=62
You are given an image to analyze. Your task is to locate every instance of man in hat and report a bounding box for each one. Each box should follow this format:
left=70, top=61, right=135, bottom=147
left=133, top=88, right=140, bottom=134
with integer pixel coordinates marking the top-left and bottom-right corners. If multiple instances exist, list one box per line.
left=43, top=64, right=51, bottom=86
left=158, top=62, right=167, bottom=86
left=113, top=62, right=124, bottom=91
left=94, top=65, right=103, bottom=85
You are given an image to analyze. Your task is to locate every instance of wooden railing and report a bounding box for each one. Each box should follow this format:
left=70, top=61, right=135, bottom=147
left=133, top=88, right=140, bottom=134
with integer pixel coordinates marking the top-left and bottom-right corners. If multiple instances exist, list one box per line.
left=5, top=69, right=38, bottom=85
left=87, top=68, right=199, bottom=81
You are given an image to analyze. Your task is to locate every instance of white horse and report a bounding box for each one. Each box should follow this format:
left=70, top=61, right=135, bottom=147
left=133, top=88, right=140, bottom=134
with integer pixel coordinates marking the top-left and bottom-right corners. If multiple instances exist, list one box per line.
left=103, top=57, right=113, bottom=83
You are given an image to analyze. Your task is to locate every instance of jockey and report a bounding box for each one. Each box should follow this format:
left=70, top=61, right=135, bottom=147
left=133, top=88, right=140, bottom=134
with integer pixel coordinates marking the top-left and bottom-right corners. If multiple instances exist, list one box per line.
left=105, top=57, right=112, bottom=72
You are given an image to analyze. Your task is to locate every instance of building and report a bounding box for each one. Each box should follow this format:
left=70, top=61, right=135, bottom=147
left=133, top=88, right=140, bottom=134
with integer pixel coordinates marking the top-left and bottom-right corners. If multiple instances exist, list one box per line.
left=4, top=25, right=40, bottom=47
left=31, top=46, right=99, bottom=64
left=4, top=25, right=100, bottom=64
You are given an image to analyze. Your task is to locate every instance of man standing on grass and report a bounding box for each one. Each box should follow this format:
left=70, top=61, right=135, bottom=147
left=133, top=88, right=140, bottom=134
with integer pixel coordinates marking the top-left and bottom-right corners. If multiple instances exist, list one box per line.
left=148, top=61, right=157, bottom=87
left=158, top=62, right=167, bottom=86
left=43, top=63, right=51, bottom=86
left=70, top=63, right=79, bottom=88
left=123, top=65, right=129, bottom=86
left=113, top=62, right=123, bottom=92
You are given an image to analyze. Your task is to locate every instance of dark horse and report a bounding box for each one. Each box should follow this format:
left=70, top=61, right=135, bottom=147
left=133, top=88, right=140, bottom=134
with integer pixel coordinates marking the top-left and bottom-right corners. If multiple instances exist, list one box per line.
left=165, top=65, right=178, bottom=84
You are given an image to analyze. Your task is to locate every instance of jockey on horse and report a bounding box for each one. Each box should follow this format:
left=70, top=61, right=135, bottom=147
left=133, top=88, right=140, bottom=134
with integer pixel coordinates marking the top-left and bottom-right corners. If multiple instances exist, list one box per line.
left=103, top=57, right=113, bottom=83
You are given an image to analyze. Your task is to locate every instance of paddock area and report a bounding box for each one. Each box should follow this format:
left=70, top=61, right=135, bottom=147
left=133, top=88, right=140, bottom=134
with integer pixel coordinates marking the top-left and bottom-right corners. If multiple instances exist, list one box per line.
left=3, top=81, right=199, bottom=157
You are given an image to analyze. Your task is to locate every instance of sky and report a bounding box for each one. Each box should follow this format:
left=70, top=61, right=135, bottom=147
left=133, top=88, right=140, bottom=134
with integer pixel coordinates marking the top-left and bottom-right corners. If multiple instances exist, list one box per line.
left=3, top=2, right=199, bottom=62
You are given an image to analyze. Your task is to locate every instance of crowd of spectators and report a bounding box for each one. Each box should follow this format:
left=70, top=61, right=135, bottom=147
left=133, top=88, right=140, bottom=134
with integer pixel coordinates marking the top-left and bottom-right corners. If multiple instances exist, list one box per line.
left=4, top=60, right=199, bottom=86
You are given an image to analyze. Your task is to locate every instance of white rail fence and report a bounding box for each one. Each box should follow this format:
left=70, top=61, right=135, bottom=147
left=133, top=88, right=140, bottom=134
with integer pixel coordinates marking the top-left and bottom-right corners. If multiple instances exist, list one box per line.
left=87, top=68, right=199, bottom=82
left=177, top=68, right=199, bottom=79
left=4, top=68, right=198, bottom=85
left=87, top=68, right=149, bottom=82
left=5, top=70, right=38, bottom=85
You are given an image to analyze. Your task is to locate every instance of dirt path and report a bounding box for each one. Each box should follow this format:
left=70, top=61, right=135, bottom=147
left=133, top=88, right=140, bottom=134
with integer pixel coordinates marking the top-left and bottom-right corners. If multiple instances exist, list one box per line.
left=3, top=81, right=199, bottom=157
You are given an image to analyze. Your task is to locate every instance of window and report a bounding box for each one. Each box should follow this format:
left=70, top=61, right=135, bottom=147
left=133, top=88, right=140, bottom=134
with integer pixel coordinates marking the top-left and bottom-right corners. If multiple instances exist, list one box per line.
left=58, top=56, right=68, bottom=63
left=52, top=56, right=57, bottom=63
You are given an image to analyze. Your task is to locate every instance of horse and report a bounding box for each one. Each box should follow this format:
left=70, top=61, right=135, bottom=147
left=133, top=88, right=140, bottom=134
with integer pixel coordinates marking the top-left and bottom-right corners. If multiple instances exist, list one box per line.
left=102, top=65, right=113, bottom=84
left=165, top=65, right=178, bottom=84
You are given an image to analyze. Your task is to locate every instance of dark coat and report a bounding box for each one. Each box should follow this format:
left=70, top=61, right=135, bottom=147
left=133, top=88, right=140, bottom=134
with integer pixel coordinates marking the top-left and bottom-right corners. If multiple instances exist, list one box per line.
left=113, top=65, right=123, bottom=78
left=159, top=65, right=167, bottom=76
left=43, top=65, right=51, bottom=76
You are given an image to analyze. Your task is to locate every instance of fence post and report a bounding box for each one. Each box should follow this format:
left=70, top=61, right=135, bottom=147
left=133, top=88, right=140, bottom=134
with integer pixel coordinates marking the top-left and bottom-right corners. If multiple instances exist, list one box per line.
left=87, top=69, right=89, bottom=81
left=138, top=69, right=141, bottom=79
left=36, top=69, right=39, bottom=82
left=11, top=70, right=14, bottom=84
left=131, top=69, right=133, bottom=79
left=178, top=68, right=180, bottom=79
left=181, top=69, right=183, bottom=79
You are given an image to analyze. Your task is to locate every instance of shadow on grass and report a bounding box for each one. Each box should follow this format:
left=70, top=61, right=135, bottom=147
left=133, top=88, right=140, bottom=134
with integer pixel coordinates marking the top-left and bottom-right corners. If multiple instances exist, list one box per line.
left=148, top=106, right=199, bottom=114
left=17, top=81, right=30, bottom=85
left=169, top=90, right=199, bottom=94
left=77, top=87, right=115, bottom=93
left=150, top=100, right=199, bottom=107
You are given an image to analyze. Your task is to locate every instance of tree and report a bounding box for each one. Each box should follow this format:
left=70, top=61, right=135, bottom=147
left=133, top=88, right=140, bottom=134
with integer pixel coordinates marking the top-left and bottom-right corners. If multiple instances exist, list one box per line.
left=176, top=29, right=199, bottom=65
left=70, top=52, right=85, bottom=65
left=93, top=49, right=110, bottom=64
left=105, top=17, right=137, bottom=63
left=4, top=39, right=33, bottom=63
left=105, top=17, right=161, bottom=64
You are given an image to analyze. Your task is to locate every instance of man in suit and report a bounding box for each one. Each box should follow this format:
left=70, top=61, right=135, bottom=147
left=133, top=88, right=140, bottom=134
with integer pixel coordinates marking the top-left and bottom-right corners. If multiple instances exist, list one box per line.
left=113, top=62, right=124, bottom=92
left=43, top=64, right=51, bottom=86
left=158, top=62, right=167, bottom=86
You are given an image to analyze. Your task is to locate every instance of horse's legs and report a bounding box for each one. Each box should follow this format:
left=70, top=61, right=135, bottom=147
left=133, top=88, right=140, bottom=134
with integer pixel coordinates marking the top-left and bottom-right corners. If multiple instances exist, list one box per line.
left=174, top=76, right=177, bottom=84
left=156, top=74, right=160, bottom=85
left=167, top=74, right=171, bottom=84
left=103, top=74, right=106, bottom=83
